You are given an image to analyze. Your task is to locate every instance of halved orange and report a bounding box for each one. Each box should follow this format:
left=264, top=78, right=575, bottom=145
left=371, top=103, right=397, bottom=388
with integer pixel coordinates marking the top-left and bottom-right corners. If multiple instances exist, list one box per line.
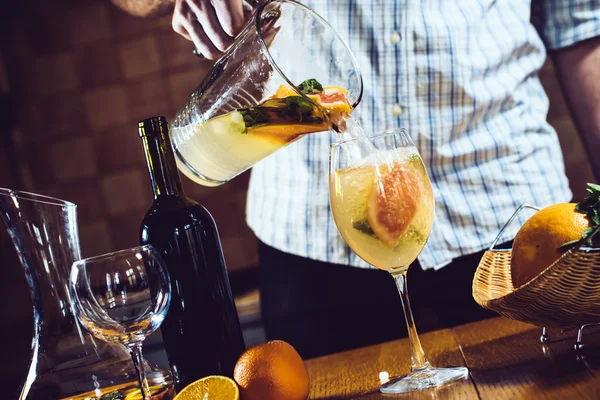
left=367, top=163, right=420, bottom=247
left=173, top=375, right=239, bottom=400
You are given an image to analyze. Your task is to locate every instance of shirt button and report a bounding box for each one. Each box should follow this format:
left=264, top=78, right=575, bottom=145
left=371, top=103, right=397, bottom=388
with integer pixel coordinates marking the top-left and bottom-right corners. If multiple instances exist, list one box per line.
left=390, top=32, right=402, bottom=44
left=392, top=104, right=403, bottom=116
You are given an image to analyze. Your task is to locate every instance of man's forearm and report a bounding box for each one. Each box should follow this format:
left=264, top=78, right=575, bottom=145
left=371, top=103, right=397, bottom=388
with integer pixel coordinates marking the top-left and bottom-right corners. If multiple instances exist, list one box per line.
left=110, top=0, right=174, bottom=18
left=551, top=37, right=600, bottom=181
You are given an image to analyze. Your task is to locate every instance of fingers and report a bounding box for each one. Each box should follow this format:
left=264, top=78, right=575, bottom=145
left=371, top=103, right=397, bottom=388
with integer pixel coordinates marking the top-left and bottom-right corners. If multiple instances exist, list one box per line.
left=172, top=0, right=219, bottom=59
left=172, top=0, right=253, bottom=60
left=213, top=0, right=246, bottom=37
left=181, top=15, right=222, bottom=59
left=187, top=0, right=234, bottom=52
left=242, top=0, right=263, bottom=22
left=172, top=0, right=192, bottom=41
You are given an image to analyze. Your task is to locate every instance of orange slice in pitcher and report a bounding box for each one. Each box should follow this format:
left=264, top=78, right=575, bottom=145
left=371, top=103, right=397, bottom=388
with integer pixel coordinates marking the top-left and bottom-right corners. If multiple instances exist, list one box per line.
left=318, top=86, right=352, bottom=114
left=275, top=84, right=298, bottom=99
left=367, top=163, right=420, bottom=248
left=247, top=121, right=329, bottom=143
left=274, top=84, right=352, bottom=115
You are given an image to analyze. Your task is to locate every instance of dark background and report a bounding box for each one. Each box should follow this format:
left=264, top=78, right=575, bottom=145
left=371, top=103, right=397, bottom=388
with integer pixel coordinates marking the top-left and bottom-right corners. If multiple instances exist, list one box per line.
left=0, top=0, right=595, bottom=396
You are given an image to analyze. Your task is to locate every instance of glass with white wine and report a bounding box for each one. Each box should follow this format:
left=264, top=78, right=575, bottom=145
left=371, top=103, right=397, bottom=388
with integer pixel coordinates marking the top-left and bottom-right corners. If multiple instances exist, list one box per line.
left=329, top=129, right=468, bottom=394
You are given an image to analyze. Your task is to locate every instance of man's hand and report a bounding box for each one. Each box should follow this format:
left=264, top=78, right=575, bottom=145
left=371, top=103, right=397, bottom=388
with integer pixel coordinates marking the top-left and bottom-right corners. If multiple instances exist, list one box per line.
left=172, top=0, right=254, bottom=60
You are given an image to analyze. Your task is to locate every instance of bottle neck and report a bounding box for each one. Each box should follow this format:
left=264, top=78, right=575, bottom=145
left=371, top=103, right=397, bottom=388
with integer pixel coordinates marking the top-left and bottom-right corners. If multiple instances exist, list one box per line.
left=142, top=132, right=184, bottom=199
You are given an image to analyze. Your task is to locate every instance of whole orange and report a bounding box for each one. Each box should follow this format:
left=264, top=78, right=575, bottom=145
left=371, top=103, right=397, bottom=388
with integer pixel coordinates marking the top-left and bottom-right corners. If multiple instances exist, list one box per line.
left=511, top=203, right=591, bottom=288
left=233, top=340, right=310, bottom=400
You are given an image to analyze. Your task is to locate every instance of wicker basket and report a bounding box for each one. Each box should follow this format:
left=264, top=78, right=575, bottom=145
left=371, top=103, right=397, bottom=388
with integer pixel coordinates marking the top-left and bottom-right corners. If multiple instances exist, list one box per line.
left=473, top=205, right=600, bottom=329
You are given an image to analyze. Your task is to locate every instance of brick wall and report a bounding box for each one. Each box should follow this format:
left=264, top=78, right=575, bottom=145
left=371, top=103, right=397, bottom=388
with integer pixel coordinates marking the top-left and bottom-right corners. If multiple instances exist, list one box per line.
left=0, top=0, right=258, bottom=271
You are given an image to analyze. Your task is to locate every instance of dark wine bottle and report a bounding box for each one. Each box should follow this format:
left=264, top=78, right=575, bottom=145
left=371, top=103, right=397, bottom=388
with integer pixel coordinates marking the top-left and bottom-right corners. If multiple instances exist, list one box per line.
left=138, top=116, right=245, bottom=391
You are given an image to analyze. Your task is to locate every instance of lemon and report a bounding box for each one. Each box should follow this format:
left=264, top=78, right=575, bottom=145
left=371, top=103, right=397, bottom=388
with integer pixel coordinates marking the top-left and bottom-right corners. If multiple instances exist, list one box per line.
left=202, top=111, right=246, bottom=135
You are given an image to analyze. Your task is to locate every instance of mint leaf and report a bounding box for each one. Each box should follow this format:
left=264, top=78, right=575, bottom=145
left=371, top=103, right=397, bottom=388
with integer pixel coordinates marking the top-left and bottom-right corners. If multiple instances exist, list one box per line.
left=407, top=153, right=423, bottom=169
left=587, top=183, right=600, bottom=193
left=562, top=183, right=600, bottom=249
left=558, top=239, right=581, bottom=251
left=353, top=219, right=375, bottom=236
left=582, top=226, right=596, bottom=240
left=239, top=107, right=270, bottom=129
left=239, top=95, right=325, bottom=133
left=285, top=96, right=313, bottom=115
left=403, top=226, right=426, bottom=246
left=281, top=96, right=324, bottom=123
left=297, top=78, right=323, bottom=95
left=100, top=391, right=125, bottom=400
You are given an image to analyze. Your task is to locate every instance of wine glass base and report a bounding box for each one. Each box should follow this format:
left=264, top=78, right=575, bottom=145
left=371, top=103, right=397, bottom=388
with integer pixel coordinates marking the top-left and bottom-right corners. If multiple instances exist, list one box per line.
left=380, top=366, right=469, bottom=394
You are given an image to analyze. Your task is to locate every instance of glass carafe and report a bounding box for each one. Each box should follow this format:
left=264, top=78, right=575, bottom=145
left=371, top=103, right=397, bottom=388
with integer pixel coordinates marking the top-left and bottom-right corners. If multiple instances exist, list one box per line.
left=0, top=188, right=174, bottom=400
left=169, top=0, right=363, bottom=187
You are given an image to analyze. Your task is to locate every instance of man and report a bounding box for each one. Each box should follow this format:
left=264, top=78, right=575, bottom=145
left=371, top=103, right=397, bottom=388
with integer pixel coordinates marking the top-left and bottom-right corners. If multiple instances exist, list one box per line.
left=112, top=0, right=600, bottom=358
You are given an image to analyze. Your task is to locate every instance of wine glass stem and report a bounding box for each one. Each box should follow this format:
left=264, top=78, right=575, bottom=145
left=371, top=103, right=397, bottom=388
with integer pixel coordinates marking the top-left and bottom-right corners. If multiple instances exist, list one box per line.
left=391, top=270, right=431, bottom=372
left=129, top=343, right=152, bottom=399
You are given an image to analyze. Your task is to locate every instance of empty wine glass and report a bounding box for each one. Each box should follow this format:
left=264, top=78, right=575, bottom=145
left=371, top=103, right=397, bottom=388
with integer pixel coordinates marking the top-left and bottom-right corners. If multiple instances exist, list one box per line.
left=70, top=245, right=171, bottom=400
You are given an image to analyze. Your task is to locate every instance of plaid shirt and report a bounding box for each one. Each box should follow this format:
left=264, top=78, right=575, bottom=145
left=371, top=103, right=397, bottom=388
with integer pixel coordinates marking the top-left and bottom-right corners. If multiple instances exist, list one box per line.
left=246, top=0, right=600, bottom=270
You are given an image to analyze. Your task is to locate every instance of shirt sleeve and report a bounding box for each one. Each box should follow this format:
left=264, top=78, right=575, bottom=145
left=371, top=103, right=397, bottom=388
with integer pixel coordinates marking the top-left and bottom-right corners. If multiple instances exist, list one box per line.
left=532, top=0, right=600, bottom=50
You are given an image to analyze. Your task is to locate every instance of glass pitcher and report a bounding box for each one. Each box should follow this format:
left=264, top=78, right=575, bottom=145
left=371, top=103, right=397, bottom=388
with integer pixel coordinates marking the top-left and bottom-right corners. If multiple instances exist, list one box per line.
left=0, top=188, right=174, bottom=400
left=169, top=0, right=363, bottom=187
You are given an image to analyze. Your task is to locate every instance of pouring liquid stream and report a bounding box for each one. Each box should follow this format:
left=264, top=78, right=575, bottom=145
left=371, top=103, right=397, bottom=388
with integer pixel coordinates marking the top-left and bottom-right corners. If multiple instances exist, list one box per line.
left=332, top=112, right=379, bottom=166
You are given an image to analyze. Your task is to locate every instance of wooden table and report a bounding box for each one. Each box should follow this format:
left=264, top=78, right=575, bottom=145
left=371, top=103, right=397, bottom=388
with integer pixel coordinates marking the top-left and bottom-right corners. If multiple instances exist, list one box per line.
left=305, top=317, right=600, bottom=399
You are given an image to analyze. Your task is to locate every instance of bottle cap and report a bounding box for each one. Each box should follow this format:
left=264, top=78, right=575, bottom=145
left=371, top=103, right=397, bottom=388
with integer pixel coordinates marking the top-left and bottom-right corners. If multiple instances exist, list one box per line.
left=139, top=116, right=168, bottom=137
